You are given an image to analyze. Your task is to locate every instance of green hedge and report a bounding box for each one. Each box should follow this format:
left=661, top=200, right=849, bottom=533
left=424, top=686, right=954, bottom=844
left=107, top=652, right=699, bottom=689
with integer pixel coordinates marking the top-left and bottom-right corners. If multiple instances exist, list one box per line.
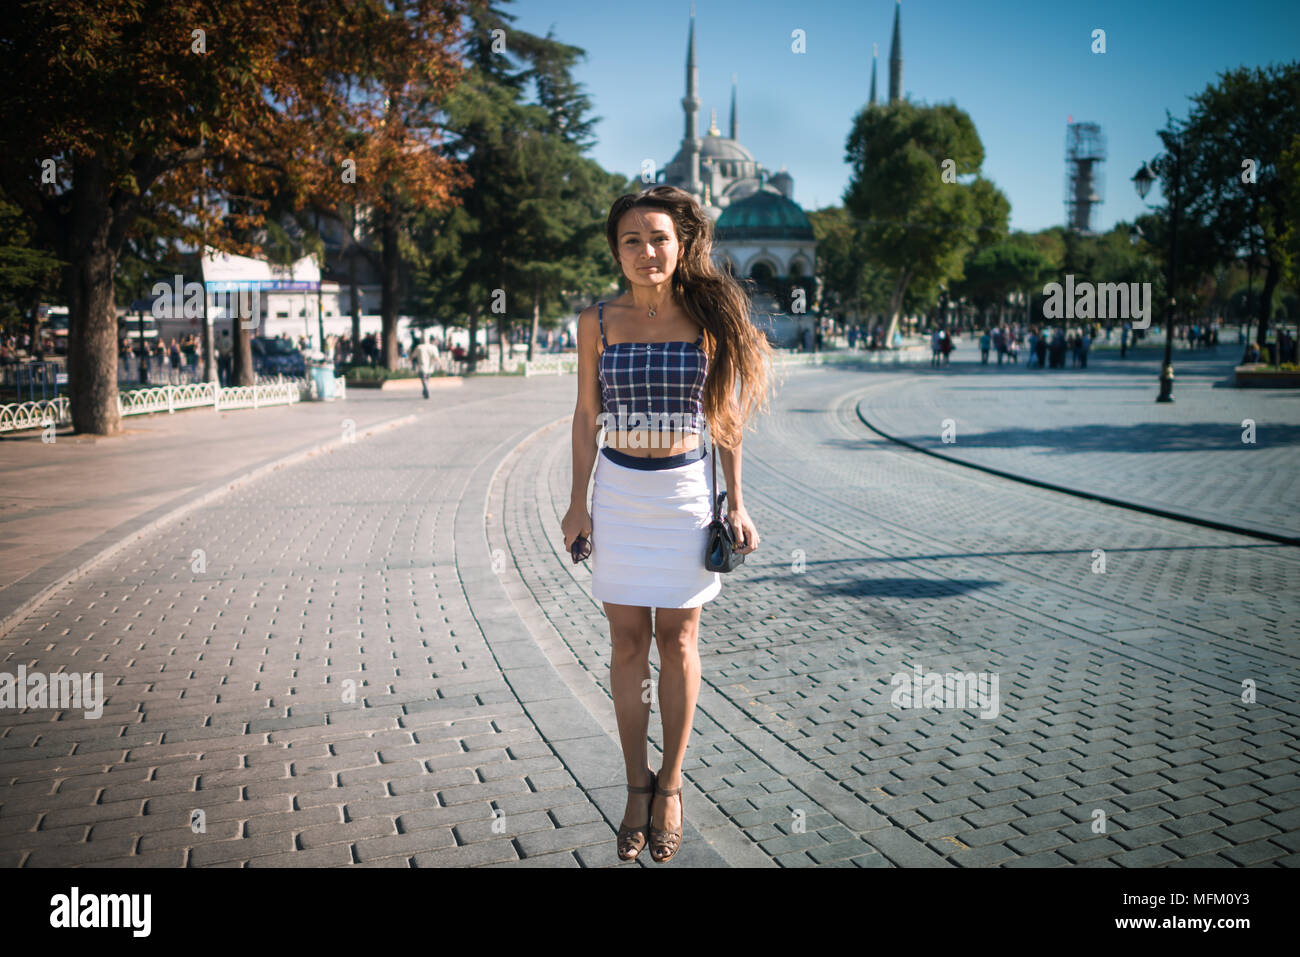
left=340, top=364, right=423, bottom=381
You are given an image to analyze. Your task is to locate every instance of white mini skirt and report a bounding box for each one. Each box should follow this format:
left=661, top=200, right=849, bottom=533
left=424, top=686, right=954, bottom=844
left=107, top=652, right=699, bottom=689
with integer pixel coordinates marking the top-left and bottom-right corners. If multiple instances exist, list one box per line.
left=590, top=445, right=722, bottom=609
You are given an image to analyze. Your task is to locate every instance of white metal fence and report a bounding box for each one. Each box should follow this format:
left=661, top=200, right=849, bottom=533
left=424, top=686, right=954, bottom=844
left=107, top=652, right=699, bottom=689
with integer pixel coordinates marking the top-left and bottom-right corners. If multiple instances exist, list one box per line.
left=0, top=375, right=346, bottom=434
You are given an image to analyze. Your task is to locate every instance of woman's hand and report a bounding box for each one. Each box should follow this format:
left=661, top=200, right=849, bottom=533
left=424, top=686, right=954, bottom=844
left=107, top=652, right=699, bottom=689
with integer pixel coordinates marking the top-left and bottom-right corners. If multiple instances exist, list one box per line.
left=561, top=502, right=592, bottom=551
left=728, top=504, right=759, bottom=554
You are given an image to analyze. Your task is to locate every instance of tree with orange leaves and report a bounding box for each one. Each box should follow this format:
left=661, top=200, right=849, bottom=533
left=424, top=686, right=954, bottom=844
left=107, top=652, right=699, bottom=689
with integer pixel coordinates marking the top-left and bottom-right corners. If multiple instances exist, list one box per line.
left=0, top=0, right=471, bottom=433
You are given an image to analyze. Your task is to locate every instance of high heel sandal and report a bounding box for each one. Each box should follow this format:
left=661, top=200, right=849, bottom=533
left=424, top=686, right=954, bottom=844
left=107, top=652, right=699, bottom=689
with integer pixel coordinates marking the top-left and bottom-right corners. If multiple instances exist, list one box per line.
left=616, top=768, right=656, bottom=861
left=649, top=779, right=684, bottom=863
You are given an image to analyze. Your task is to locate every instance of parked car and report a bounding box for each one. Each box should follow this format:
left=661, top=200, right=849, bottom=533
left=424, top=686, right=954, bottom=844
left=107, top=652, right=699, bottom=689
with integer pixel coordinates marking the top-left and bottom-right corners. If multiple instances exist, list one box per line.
left=252, top=336, right=306, bottom=376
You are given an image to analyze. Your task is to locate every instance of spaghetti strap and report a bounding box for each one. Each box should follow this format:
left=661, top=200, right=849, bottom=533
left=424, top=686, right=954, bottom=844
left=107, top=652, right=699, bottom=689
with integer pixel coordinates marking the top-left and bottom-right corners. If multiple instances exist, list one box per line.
left=694, top=326, right=704, bottom=346
left=598, top=301, right=607, bottom=348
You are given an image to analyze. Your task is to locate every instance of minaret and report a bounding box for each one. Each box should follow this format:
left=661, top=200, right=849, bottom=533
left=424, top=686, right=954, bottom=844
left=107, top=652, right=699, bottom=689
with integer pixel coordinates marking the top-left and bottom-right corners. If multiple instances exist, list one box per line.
left=730, top=73, right=738, bottom=140
left=869, top=43, right=878, bottom=106
left=681, top=4, right=702, bottom=197
left=888, top=0, right=902, bottom=104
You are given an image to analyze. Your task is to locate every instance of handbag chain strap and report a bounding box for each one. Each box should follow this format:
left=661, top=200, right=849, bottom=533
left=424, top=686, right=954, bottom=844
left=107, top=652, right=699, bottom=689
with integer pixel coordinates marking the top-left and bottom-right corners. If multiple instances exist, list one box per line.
left=709, top=428, right=725, bottom=522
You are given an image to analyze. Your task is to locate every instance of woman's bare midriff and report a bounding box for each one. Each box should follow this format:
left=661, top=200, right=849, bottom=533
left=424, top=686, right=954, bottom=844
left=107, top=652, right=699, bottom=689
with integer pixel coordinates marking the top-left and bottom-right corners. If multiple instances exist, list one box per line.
left=604, top=431, right=701, bottom=457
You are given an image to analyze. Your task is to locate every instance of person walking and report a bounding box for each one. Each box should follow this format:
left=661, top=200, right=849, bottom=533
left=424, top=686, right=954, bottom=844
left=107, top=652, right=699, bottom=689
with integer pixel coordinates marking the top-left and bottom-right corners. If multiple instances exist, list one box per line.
left=979, top=329, right=990, bottom=364
left=562, top=185, right=771, bottom=863
left=939, top=327, right=953, bottom=366
left=216, top=332, right=232, bottom=386
left=412, top=334, right=440, bottom=399
left=168, top=338, right=182, bottom=384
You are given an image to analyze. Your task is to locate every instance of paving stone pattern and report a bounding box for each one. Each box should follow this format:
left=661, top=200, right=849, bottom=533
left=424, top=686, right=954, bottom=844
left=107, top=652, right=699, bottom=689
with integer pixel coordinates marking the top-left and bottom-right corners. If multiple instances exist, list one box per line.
left=0, top=380, right=629, bottom=868
left=2, top=363, right=1297, bottom=867
left=501, top=365, right=1300, bottom=867
left=859, top=350, right=1300, bottom=539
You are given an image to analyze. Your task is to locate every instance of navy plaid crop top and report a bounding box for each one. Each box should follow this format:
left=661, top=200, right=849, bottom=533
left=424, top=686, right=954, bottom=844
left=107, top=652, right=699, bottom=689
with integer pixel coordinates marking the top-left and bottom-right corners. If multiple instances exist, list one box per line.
left=597, top=300, right=708, bottom=434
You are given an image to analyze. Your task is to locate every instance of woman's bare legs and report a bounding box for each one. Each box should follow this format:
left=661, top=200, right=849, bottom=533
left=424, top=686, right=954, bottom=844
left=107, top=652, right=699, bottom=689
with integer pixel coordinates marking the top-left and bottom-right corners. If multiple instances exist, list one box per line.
left=651, top=604, right=702, bottom=854
left=605, top=602, right=655, bottom=833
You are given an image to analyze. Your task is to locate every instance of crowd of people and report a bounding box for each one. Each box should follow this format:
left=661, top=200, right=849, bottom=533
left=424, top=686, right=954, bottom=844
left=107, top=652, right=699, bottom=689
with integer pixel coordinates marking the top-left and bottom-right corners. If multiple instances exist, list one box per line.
left=0, top=331, right=54, bottom=363
left=933, top=323, right=1102, bottom=370
left=847, top=323, right=901, bottom=351
left=1242, top=327, right=1295, bottom=365
left=116, top=334, right=205, bottom=384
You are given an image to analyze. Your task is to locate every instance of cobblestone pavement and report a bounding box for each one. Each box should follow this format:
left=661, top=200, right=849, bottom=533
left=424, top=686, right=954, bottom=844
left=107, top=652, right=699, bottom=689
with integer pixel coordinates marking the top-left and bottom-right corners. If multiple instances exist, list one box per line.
left=0, top=396, right=421, bottom=637
left=2, top=364, right=1298, bottom=867
left=858, top=348, right=1300, bottom=540
left=502, top=364, right=1300, bottom=867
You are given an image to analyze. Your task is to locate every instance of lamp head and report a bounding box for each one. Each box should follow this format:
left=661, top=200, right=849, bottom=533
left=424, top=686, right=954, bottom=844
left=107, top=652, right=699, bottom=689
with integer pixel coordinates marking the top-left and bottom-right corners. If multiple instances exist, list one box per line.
left=1132, top=162, right=1156, bottom=200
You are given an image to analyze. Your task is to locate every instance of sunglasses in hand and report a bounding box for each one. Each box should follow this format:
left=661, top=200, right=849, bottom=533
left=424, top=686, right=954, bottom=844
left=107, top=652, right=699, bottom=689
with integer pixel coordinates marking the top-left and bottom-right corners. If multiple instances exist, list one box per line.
left=569, top=534, right=591, bottom=564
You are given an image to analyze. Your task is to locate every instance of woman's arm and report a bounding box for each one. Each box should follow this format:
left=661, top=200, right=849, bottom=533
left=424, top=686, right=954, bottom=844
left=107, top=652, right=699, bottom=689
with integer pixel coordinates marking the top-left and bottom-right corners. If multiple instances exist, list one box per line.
left=562, top=306, right=603, bottom=547
left=717, top=441, right=743, bottom=512
left=714, top=397, right=759, bottom=554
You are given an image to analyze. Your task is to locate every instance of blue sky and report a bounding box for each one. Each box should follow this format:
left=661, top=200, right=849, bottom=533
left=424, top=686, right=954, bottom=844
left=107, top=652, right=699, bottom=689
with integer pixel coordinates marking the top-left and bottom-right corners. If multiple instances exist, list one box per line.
left=507, top=0, right=1300, bottom=233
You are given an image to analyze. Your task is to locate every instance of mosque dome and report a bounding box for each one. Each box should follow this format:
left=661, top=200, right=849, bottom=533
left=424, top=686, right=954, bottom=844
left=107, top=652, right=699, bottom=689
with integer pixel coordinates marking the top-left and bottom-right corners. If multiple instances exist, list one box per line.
left=667, top=134, right=755, bottom=172
left=714, top=187, right=815, bottom=241
left=699, top=136, right=755, bottom=162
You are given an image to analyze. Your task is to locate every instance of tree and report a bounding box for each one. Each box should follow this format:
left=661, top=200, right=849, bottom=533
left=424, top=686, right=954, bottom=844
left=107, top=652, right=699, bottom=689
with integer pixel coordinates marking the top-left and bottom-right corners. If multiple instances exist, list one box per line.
left=0, top=0, right=470, bottom=433
left=844, top=101, right=1009, bottom=344
left=409, top=0, right=620, bottom=373
left=951, top=241, right=1055, bottom=326
left=507, top=137, right=623, bottom=362
left=808, top=206, right=893, bottom=328
left=1172, top=62, right=1300, bottom=348
left=0, top=194, right=62, bottom=344
left=1278, top=133, right=1300, bottom=294
left=509, top=27, right=614, bottom=360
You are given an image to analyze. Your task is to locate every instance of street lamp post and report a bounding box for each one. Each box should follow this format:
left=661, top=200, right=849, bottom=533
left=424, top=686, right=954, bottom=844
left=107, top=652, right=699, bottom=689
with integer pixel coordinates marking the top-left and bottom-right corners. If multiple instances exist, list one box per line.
left=1132, top=132, right=1180, bottom=403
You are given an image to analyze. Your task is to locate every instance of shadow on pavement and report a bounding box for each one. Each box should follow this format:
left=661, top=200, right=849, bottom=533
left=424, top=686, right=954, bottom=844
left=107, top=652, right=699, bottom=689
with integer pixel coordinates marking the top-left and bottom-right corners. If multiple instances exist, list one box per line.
left=761, top=543, right=1282, bottom=565
left=743, top=573, right=999, bottom=599
left=892, top=421, right=1300, bottom=453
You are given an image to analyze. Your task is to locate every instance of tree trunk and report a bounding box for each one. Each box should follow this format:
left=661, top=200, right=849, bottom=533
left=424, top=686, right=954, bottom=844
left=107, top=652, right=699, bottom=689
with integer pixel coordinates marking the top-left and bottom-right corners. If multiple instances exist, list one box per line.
left=27, top=300, right=42, bottom=359
left=381, top=197, right=399, bottom=369
left=349, top=246, right=362, bottom=364
left=200, top=285, right=216, bottom=383
left=882, top=266, right=913, bottom=346
left=1256, top=257, right=1279, bottom=352
left=528, top=293, right=540, bottom=362
left=64, top=158, right=121, bottom=435
left=497, top=312, right=507, bottom=372
left=233, top=293, right=255, bottom=386
left=316, top=262, right=326, bottom=351
left=467, top=303, right=478, bottom=375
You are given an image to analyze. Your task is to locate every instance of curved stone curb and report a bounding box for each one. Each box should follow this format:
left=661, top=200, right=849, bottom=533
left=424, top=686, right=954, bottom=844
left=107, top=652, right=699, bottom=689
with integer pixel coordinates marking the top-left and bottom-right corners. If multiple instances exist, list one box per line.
left=0, top=412, right=420, bottom=639
left=855, top=397, right=1300, bottom=548
left=479, top=416, right=769, bottom=867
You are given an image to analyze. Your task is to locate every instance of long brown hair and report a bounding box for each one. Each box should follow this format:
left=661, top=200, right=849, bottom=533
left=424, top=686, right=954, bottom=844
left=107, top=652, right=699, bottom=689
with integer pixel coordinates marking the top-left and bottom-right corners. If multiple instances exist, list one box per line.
left=604, top=185, right=776, bottom=450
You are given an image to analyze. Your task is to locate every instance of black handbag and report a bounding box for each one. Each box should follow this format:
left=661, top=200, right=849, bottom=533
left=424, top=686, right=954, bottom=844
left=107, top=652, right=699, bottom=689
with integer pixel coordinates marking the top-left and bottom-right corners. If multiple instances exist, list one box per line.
left=705, top=439, right=745, bottom=573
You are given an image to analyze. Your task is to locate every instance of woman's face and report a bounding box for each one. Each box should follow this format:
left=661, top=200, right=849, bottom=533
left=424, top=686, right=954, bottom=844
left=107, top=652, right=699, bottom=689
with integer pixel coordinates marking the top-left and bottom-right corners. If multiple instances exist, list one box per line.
left=616, top=208, right=680, bottom=289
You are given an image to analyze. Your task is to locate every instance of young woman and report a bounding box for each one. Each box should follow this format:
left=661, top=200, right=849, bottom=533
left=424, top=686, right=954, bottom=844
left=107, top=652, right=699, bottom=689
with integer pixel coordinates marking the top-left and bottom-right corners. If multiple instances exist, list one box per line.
left=561, top=185, right=773, bottom=863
